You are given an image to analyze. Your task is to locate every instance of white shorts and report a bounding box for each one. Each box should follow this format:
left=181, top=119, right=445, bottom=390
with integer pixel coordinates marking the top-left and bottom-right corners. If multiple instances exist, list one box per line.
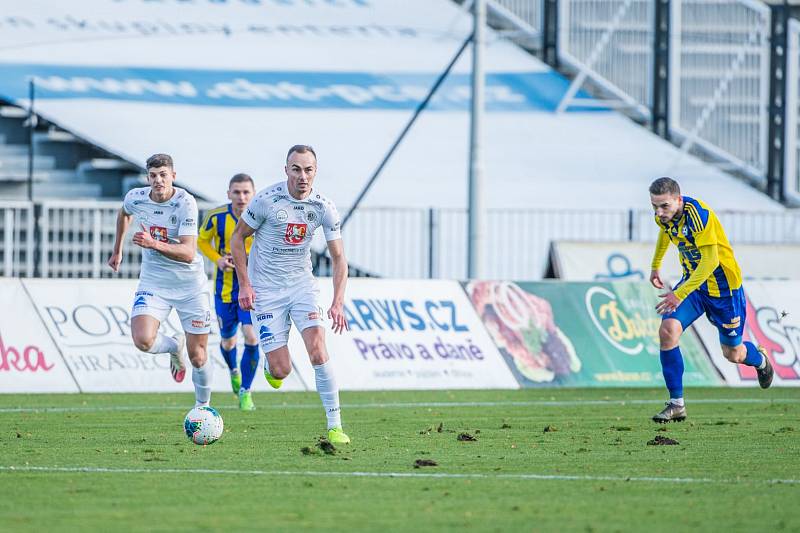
left=131, top=287, right=211, bottom=335
left=250, top=285, right=324, bottom=352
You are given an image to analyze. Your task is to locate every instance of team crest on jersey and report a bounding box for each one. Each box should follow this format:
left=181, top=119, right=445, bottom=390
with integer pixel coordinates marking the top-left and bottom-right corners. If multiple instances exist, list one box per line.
left=285, top=223, right=307, bottom=244
left=306, top=211, right=317, bottom=222
left=682, top=225, right=688, bottom=236
left=149, top=225, right=169, bottom=243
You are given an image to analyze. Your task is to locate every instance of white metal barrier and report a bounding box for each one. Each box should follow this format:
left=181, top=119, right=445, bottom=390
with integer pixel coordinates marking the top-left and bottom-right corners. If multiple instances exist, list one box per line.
left=4, top=202, right=800, bottom=281
left=0, top=201, right=34, bottom=277
left=786, top=18, right=800, bottom=204
left=558, top=0, right=654, bottom=117
left=488, top=0, right=545, bottom=48
left=670, top=0, right=771, bottom=181
left=488, top=0, right=776, bottom=185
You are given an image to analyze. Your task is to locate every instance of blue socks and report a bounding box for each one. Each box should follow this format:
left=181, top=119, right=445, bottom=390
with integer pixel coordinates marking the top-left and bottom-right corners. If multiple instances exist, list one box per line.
left=742, top=341, right=764, bottom=368
left=240, top=344, right=259, bottom=390
left=220, top=345, right=237, bottom=371
left=660, top=346, right=684, bottom=399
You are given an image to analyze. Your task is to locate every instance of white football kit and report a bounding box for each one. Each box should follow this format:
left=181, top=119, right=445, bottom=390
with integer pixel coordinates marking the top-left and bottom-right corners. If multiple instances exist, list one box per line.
left=241, top=181, right=342, bottom=351
left=123, top=186, right=211, bottom=334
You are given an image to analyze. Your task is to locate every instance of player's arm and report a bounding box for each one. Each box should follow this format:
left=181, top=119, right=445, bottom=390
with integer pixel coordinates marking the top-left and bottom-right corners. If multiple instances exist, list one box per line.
left=656, top=244, right=719, bottom=314
left=327, top=238, right=349, bottom=335
left=197, top=212, right=221, bottom=263
left=198, top=212, right=232, bottom=272
left=108, top=206, right=133, bottom=272
left=673, top=244, right=718, bottom=300
left=231, top=219, right=257, bottom=310
left=133, top=228, right=198, bottom=263
left=649, top=230, right=670, bottom=289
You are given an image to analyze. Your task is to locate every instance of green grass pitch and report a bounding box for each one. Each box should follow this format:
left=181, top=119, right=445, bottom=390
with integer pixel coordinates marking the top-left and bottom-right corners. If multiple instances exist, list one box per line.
left=1, top=388, right=798, bottom=532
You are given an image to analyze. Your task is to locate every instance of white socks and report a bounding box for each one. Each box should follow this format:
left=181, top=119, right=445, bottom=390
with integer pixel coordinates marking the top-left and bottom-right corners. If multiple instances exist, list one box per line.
left=313, top=360, right=342, bottom=430
left=670, top=398, right=685, bottom=407
left=192, top=359, right=213, bottom=406
left=147, top=333, right=178, bottom=354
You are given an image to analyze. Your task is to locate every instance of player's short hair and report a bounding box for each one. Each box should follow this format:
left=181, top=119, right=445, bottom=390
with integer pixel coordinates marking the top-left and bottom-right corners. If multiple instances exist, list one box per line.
left=229, top=173, right=254, bottom=189
left=146, top=153, right=174, bottom=170
left=286, top=144, right=317, bottom=163
left=649, top=177, right=680, bottom=196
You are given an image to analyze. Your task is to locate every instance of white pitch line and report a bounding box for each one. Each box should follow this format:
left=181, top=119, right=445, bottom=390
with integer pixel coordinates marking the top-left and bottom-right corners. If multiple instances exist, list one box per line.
left=0, top=397, right=798, bottom=414
left=1, top=465, right=798, bottom=485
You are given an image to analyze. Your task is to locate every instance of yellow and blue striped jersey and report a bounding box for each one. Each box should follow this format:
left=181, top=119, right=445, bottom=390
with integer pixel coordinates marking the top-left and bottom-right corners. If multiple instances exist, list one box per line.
left=198, top=204, right=253, bottom=303
left=655, top=196, right=742, bottom=298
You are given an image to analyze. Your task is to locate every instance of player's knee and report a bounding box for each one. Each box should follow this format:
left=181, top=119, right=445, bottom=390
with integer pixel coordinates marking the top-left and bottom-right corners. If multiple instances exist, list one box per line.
left=269, top=360, right=291, bottom=379
left=308, top=351, right=329, bottom=366
left=658, top=321, right=681, bottom=348
left=132, top=331, right=155, bottom=352
left=220, top=337, right=236, bottom=350
left=242, top=329, right=258, bottom=346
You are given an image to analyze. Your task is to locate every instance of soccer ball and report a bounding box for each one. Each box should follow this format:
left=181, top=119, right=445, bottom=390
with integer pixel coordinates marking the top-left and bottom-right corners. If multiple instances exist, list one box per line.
left=183, top=406, right=224, bottom=445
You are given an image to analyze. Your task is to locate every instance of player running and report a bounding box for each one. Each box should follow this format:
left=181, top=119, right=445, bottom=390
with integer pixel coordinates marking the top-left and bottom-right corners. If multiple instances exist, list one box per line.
left=198, top=174, right=260, bottom=410
left=108, top=153, right=213, bottom=407
left=649, top=177, right=773, bottom=423
left=230, top=145, right=351, bottom=444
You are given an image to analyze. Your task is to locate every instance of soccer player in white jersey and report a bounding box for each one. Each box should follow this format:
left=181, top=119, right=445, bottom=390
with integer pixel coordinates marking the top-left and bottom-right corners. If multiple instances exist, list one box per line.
left=230, top=145, right=350, bottom=444
left=108, top=153, right=214, bottom=407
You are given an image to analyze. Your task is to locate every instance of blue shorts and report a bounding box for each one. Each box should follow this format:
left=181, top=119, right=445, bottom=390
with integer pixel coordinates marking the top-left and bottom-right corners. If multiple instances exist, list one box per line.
left=663, top=287, right=746, bottom=346
left=214, top=297, right=252, bottom=339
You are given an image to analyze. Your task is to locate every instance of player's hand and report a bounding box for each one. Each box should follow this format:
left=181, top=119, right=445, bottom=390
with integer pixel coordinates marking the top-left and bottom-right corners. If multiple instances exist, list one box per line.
left=107, top=252, right=123, bottom=272
left=328, top=301, right=348, bottom=335
left=216, top=255, right=234, bottom=272
left=650, top=269, right=664, bottom=289
left=238, top=284, right=255, bottom=311
left=656, top=290, right=681, bottom=315
left=132, top=224, right=156, bottom=249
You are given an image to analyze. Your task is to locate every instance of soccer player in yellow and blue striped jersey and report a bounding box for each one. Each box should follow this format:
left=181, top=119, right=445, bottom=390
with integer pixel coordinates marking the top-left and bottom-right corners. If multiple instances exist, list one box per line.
left=198, top=174, right=258, bottom=410
left=649, top=177, right=773, bottom=423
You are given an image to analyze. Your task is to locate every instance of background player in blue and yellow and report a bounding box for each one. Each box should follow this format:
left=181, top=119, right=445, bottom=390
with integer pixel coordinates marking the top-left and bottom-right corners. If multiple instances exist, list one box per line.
left=648, top=177, right=773, bottom=423
left=199, top=173, right=258, bottom=411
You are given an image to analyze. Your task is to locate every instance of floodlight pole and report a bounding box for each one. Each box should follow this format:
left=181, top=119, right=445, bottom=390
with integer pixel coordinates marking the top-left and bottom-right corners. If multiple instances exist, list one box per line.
left=467, top=0, right=486, bottom=280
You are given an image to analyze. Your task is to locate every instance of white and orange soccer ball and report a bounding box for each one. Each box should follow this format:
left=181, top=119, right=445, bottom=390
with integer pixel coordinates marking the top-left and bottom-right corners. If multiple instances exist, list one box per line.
left=183, top=406, right=224, bottom=445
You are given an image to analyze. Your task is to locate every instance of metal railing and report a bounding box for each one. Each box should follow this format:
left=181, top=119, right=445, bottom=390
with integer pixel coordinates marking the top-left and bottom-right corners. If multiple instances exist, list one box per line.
left=558, top=0, right=654, bottom=117
left=485, top=0, right=782, bottom=189
left=0, top=201, right=34, bottom=277
left=3, top=201, right=800, bottom=281
left=670, top=0, right=771, bottom=181
left=787, top=18, right=800, bottom=203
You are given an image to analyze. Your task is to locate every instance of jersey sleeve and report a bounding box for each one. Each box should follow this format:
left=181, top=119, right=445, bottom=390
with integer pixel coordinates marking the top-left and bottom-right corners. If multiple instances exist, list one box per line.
left=122, top=189, right=137, bottom=215
left=178, top=196, right=199, bottom=237
left=198, top=212, right=221, bottom=262
left=241, top=196, right=265, bottom=230
left=651, top=229, right=670, bottom=270
left=322, top=201, right=342, bottom=242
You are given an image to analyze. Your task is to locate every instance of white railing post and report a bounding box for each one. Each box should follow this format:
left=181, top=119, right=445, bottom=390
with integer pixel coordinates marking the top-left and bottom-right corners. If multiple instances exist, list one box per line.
left=39, top=204, right=49, bottom=277
left=92, top=209, right=102, bottom=278
left=3, top=209, right=12, bottom=276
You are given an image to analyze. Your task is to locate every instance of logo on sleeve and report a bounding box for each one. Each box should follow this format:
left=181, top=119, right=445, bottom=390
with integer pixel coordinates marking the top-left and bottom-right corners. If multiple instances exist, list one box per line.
left=284, top=223, right=307, bottom=245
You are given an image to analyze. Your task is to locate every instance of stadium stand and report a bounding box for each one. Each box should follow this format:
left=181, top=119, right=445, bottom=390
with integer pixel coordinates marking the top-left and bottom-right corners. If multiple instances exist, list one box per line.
left=0, top=0, right=798, bottom=280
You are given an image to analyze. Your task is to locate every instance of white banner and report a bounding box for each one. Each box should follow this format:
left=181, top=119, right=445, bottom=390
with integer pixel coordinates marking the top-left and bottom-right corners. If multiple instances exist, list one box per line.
left=21, top=278, right=305, bottom=393
left=287, top=278, right=519, bottom=390
left=0, top=278, right=79, bottom=392
left=552, top=242, right=800, bottom=283
left=693, top=281, right=800, bottom=387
